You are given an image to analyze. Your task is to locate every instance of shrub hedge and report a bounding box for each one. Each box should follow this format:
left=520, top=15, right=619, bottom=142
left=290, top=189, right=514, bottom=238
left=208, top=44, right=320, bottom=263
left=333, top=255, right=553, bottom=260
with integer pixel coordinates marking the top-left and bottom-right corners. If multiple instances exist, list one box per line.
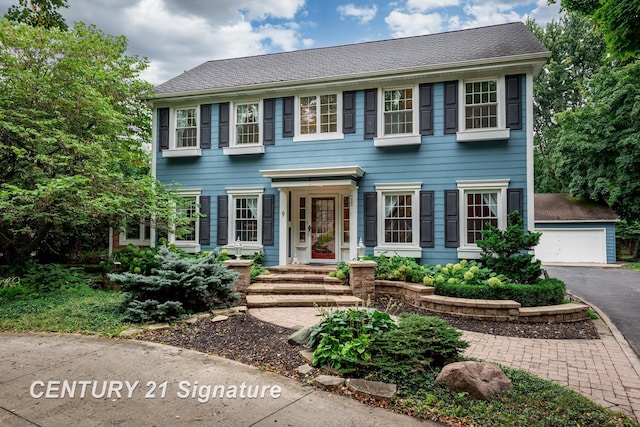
left=434, top=278, right=566, bottom=307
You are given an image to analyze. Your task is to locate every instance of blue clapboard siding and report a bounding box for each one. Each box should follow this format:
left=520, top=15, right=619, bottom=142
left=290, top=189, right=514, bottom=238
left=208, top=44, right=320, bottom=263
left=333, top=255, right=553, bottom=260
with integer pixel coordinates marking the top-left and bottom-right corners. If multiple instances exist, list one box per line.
left=156, top=78, right=530, bottom=266
left=535, top=222, right=617, bottom=264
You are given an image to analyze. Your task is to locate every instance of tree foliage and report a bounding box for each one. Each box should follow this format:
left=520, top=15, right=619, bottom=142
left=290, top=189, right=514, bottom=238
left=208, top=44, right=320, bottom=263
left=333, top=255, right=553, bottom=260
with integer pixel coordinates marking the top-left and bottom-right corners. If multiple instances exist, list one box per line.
left=526, top=14, right=607, bottom=193
left=0, top=20, right=186, bottom=264
left=555, top=62, right=640, bottom=223
left=477, top=211, right=543, bottom=285
left=4, top=0, right=68, bottom=30
left=553, top=0, right=640, bottom=61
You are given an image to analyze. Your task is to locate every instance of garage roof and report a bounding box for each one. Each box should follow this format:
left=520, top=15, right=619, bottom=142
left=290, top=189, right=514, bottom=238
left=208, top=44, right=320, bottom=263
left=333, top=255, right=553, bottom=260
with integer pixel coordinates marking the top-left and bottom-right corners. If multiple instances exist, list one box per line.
left=535, top=194, right=618, bottom=222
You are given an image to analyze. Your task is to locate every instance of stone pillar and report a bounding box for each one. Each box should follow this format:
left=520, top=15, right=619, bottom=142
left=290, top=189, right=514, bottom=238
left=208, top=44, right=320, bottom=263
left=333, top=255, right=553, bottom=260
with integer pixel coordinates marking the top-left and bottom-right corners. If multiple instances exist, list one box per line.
left=223, top=259, right=253, bottom=292
left=348, top=260, right=377, bottom=302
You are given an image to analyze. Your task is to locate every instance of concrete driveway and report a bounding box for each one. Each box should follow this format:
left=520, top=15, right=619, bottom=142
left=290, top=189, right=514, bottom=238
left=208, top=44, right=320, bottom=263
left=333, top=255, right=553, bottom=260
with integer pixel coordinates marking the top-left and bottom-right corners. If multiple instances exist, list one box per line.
left=545, top=265, right=640, bottom=358
left=0, top=333, right=438, bottom=427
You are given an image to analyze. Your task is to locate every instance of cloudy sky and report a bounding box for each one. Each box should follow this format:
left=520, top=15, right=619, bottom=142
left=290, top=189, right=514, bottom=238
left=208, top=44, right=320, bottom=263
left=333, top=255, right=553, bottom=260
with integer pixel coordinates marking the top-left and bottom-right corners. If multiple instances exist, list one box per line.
left=0, top=0, right=560, bottom=85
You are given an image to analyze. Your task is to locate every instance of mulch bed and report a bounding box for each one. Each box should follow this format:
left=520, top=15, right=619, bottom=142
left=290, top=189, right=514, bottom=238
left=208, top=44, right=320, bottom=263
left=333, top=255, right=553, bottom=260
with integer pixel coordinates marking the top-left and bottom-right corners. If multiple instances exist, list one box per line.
left=136, top=295, right=599, bottom=381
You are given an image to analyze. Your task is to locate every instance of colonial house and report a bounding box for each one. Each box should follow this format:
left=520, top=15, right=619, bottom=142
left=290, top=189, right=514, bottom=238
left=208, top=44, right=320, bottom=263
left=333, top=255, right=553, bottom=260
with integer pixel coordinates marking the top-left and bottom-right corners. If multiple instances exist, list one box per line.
left=138, top=22, right=549, bottom=267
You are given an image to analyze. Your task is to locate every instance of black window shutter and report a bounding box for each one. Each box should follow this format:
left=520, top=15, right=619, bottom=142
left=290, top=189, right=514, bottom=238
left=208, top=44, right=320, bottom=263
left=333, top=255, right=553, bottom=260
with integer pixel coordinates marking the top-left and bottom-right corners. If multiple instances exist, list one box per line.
left=444, top=81, right=458, bottom=135
left=159, top=107, right=169, bottom=150
left=444, top=190, right=459, bottom=248
left=505, top=74, right=522, bottom=130
left=218, top=102, right=230, bottom=148
left=262, top=194, right=275, bottom=246
left=217, top=195, right=229, bottom=245
left=343, top=91, right=356, bottom=134
left=200, top=104, right=211, bottom=149
left=507, top=188, right=524, bottom=229
left=364, top=192, right=377, bottom=246
left=420, top=190, right=434, bottom=247
left=364, top=89, right=377, bottom=139
left=263, top=98, right=276, bottom=145
left=282, top=96, right=294, bottom=138
left=199, top=195, right=211, bottom=245
left=419, top=83, right=434, bottom=136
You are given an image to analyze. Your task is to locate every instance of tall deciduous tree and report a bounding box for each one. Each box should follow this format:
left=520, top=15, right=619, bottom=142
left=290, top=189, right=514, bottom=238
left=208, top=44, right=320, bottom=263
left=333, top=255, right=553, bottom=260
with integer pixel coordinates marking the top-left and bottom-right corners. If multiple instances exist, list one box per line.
left=555, top=62, right=640, bottom=222
left=4, top=0, right=69, bottom=30
left=0, top=20, right=186, bottom=264
left=526, top=14, right=607, bottom=193
left=552, top=0, right=640, bottom=61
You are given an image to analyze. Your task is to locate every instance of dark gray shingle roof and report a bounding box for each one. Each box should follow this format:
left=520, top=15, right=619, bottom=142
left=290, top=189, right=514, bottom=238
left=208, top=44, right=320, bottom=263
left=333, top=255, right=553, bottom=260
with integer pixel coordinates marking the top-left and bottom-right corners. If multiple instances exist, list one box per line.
left=535, top=194, right=618, bottom=222
left=154, top=22, right=548, bottom=96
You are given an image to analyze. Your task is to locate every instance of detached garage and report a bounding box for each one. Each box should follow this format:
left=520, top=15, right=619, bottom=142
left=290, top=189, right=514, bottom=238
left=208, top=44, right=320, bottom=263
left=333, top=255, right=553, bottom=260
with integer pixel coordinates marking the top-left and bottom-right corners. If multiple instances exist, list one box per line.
left=534, top=194, right=618, bottom=264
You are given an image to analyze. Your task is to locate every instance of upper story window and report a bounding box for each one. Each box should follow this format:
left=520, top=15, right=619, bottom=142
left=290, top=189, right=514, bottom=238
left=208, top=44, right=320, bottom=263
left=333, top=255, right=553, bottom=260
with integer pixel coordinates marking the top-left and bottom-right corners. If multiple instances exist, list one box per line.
left=294, top=93, right=343, bottom=142
left=464, top=80, right=497, bottom=130
left=235, top=102, right=261, bottom=145
left=456, top=77, right=510, bottom=142
left=383, top=88, right=414, bottom=135
left=175, top=107, right=198, bottom=147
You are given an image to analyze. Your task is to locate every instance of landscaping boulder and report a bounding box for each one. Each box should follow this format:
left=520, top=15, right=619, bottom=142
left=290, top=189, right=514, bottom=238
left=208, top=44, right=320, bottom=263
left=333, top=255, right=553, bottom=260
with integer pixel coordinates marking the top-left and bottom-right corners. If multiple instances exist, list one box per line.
left=436, top=361, right=512, bottom=400
left=288, top=326, right=312, bottom=346
left=346, top=378, right=397, bottom=401
left=313, top=375, right=345, bottom=391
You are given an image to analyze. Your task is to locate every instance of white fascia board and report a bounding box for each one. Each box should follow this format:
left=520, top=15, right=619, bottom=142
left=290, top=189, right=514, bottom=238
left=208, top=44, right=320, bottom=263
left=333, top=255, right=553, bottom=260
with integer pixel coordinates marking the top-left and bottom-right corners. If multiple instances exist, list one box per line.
left=260, top=166, right=365, bottom=180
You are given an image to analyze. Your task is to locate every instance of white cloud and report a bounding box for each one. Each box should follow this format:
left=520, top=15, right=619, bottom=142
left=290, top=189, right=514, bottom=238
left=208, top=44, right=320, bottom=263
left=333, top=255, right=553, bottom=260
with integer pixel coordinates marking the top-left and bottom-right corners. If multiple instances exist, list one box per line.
left=406, top=0, right=459, bottom=13
left=525, top=0, right=562, bottom=25
left=461, top=1, right=521, bottom=28
left=337, top=4, right=378, bottom=24
left=385, top=10, right=444, bottom=37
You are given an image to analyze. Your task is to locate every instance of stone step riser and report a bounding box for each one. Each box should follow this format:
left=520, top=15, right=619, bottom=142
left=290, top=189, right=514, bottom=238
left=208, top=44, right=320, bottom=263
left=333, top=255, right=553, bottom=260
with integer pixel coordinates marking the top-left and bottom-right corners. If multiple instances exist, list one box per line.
left=246, top=294, right=363, bottom=308
left=254, top=274, right=344, bottom=286
left=247, top=283, right=352, bottom=295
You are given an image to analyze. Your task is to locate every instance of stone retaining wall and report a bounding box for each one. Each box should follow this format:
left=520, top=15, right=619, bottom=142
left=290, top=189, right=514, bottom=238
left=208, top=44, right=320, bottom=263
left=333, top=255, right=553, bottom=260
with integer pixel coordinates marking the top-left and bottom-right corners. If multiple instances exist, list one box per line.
left=374, top=280, right=589, bottom=323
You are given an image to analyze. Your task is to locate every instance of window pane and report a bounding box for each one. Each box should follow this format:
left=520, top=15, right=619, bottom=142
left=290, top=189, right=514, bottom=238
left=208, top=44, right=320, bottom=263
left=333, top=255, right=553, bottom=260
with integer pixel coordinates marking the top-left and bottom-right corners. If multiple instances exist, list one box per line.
left=383, top=193, right=413, bottom=244
left=383, top=88, right=413, bottom=135
left=176, top=108, right=197, bottom=147
left=464, top=80, right=498, bottom=130
left=465, top=191, right=498, bottom=244
left=235, top=196, right=258, bottom=242
left=236, top=103, right=260, bottom=144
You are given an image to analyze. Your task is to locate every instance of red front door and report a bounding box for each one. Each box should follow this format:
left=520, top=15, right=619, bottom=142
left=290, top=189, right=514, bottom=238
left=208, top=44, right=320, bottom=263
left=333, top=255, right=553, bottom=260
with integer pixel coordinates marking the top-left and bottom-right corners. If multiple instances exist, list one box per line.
left=311, top=197, right=336, bottom=260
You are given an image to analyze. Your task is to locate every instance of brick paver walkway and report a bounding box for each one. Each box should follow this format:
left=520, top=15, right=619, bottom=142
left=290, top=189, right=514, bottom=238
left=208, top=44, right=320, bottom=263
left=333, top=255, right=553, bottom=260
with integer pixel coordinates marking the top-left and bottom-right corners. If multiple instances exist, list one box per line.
left=250, top=307, right=640, bottom=421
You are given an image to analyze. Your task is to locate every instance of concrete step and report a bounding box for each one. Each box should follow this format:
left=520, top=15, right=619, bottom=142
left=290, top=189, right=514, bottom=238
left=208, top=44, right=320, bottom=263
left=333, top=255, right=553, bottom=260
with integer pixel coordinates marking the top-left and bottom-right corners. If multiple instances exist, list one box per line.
left=246, top=283, right=352, bottom=295
left=246, top=294, right=363, bottom=308
left=266, top=265, right=337, bottom=276
left=254, top=273, right=344, bottom=286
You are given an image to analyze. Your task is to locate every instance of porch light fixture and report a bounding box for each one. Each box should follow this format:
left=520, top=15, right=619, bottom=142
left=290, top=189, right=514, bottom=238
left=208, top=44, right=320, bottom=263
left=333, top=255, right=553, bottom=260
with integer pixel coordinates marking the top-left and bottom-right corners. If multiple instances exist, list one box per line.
left=234, top=236, right=243, bottom=259
left=357, top=237, right=366, bottom=260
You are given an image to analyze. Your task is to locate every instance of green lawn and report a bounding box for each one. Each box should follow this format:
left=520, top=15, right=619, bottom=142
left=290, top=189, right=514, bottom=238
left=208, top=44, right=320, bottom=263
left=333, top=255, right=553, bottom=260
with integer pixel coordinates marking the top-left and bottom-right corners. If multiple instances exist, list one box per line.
left=0, top=284, right=131, bottom=337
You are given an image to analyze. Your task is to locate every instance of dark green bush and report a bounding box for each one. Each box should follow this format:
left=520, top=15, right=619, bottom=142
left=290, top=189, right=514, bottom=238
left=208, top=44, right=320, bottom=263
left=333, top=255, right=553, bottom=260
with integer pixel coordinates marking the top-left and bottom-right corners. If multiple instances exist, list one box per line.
left=108, top=246, right=239, bottom=323
left=19, top=263, right=92, bottom=292
left=435, top=278, right=566, bottom=307
left=477, top=211, right=543, bottom=284
left=111, top=244, right=163, bottom=275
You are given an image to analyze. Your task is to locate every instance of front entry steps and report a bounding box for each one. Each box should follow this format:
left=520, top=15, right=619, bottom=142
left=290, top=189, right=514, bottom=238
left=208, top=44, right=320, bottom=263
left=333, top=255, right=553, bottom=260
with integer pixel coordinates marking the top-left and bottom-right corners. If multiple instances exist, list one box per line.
left=246, top=265, right=363, bottom=308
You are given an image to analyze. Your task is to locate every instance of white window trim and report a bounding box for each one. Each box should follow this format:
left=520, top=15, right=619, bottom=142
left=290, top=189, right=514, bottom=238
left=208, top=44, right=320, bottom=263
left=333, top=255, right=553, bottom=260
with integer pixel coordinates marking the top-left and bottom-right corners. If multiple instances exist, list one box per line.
left=456, top=179, right=510, bottom=259
left=373, top=182, right=422, bottom=258
left=169, top=189, right=201, bottom=253
left=224, top=187, right=265, bottom=256
left=162, top=105, right=202, bottom=158
left=223, top=100, right=265, bottom=156
left=456, top=77, right=510, bottom=142
left=120, top=218, right=151, bottom=247
left=374, top=85, right=420, bottom=148
left=293, top=92, right=344, bottom=142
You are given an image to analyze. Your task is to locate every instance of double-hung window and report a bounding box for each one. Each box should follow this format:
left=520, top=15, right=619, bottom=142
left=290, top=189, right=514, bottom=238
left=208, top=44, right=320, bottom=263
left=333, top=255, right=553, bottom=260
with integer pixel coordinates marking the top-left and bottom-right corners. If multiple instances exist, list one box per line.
left=457, top=78, right=510, bottom=142
left=294, top=93, right=342, bottom=141
left=235, top=102, right=261, bottom=145
left=170, top=190, right=201, bottom=253
left=121, top=217, right=151, bottom=246
left=374, top=183, right=422, bottom=258
left=374, top=86, right=421, bottom=147
left=225, top=188, right=264, bottom=255
left=457, top=179, right=509, bottom=258
left=175, top=107, right=198, bottom=148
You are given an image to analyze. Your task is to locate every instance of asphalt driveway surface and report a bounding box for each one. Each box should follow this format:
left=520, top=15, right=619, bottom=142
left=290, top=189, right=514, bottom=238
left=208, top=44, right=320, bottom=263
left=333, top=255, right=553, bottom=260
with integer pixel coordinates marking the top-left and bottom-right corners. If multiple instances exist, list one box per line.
left=545, top=266, right=640, bottom=358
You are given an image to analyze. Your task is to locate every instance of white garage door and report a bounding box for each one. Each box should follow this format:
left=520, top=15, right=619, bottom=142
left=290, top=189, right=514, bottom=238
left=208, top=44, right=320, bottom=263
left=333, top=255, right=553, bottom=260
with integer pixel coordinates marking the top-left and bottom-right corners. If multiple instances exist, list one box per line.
left=535, top=228, right=606, bottom=264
